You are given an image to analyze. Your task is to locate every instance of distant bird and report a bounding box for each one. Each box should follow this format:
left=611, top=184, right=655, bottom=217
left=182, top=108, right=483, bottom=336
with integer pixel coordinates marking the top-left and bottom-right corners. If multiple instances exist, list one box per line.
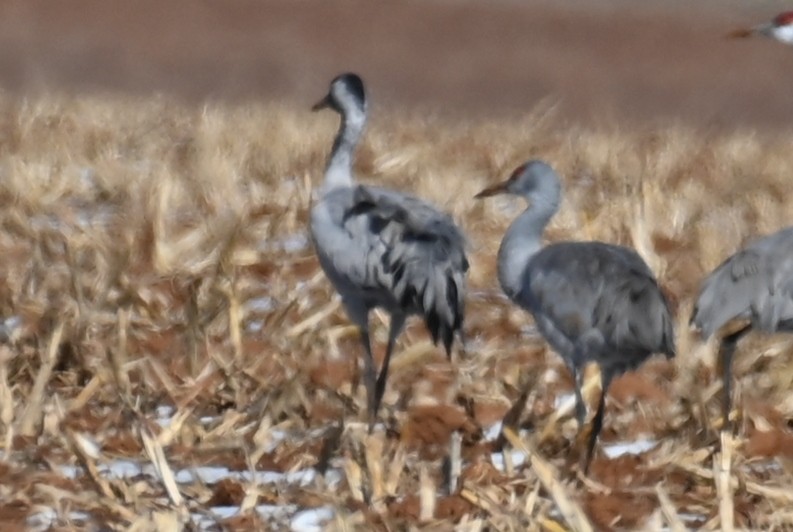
left=690, top=227, right=793, bottom=428
left=310, top=73, right=469, bottom=430
left=727, top=11, right=793, bottom=45
left=475, top=160, right=675, bottom=472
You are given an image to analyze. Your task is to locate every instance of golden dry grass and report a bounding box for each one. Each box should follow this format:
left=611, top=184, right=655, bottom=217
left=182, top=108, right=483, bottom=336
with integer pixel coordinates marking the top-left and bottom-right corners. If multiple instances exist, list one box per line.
left=1, top=89, right=793, bottom=530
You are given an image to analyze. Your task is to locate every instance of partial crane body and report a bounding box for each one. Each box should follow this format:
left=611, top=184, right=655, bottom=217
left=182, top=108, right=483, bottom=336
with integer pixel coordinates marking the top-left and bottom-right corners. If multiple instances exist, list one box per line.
left=310, top=73, right=469, bottom=430
left=728, top=11, right=793, bottom=45
left=709, top=9, right=793, bottom=428
left=691, top=226, right=793, bottom=426
left=475, top=160, right=675, bottom=472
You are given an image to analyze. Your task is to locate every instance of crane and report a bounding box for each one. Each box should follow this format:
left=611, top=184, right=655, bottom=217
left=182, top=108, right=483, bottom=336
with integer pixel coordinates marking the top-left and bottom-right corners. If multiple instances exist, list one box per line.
left=708, top=9, right=793, bottom=431
left=691, top=227, right=793, bottom=428
left=475, top=160, right=675, bottom=472
left=310, top=73, right=469, bottom=431
left=728, top=11, right=793, bottom=45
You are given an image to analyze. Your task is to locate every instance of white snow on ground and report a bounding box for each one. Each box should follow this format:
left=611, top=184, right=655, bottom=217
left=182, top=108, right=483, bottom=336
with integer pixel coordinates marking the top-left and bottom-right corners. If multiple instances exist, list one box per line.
left=601, top=438, right=658, bottom=459
left=37, top=414, right=667, bottom=528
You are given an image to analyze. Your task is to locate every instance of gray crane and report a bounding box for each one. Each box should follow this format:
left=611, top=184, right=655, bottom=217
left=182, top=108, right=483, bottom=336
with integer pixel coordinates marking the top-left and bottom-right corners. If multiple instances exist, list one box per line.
left=728, top=11, right=793, bottom=45
left=711, top=11, right=793, bottom=427
left=475, top=160, right=675, bottom=472
left=690, top=226, right=793, bottom=428
left=310, top=73, right=469, bottom=431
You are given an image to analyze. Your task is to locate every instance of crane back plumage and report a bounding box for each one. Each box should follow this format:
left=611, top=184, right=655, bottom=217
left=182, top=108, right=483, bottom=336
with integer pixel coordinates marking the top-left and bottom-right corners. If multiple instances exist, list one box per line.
left=691, top=226, right=793, bottom=339
left=522, top=242, right=676, bottom=377
left=314, top=184, right=468, bottom=354
left=342, top=185, right=468, bottom=353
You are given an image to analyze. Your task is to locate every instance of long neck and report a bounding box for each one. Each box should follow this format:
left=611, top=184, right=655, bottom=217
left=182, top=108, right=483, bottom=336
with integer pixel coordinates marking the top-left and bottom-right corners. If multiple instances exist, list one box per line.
left=497, top=194, right=559, bottom=299
left=322, top=106, right=366, bottom=193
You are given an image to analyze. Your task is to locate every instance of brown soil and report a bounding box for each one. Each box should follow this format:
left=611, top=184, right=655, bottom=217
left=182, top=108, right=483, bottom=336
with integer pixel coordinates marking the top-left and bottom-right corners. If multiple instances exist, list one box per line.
left=388, top=494, right=475, bottom=523
left=401, top=404, right=479, bottom=453
left=206, top=478, right=246, bottom=507
left=0, top=0, right=792, bottom=129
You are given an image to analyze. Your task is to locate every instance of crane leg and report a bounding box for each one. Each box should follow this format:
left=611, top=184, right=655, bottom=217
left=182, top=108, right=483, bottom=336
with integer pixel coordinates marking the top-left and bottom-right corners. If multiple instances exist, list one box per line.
left=583, top=369, right=613, bottom=475
left=573, top=367, right=587, bottom=427
left=359, top=327, right=379, bottom=433
left=374, top=313, right=406, bottom=421
left=344, top=301, right=379, bottom=432
left=452, top=329, right=467, bottom=362
left=568, top=366, right=588, bottom=469
left=718, top=325, right=750, bottom=432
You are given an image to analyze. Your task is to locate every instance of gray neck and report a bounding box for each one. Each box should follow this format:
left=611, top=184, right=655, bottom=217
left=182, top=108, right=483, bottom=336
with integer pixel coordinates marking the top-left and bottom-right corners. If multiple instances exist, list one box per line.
left=497, top=193, right=560, bottom=300
left=322, top=105, right=366, bottom=193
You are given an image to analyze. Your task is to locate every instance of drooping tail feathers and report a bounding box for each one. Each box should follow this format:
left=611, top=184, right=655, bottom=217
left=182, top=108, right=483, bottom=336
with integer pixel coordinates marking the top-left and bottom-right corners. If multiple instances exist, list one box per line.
left=345, top=185, right=469, bottom=355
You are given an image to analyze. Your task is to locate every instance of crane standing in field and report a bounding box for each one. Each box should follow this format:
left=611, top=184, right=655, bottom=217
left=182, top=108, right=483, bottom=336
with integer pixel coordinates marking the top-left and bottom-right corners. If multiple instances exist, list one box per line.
left=310, top=73, right=469, bottom=431
left=475, top=160, right=675, bottom=472
left=690, top=228, right=793, bottom=428
left=706, top=10, right=793, bottom=428
left=728, top=11, right=793, bottom=45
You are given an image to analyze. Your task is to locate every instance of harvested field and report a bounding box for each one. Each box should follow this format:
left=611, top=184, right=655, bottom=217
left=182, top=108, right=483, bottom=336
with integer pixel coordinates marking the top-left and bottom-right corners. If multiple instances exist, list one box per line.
left=0, top=90, right=792, bottom=530
left=2, top=0, right=793, bottom=530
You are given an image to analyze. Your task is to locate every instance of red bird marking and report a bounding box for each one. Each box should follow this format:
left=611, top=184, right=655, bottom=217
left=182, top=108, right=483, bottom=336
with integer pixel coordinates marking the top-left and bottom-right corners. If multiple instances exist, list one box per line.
left=773, top=11, right=793, bottom=27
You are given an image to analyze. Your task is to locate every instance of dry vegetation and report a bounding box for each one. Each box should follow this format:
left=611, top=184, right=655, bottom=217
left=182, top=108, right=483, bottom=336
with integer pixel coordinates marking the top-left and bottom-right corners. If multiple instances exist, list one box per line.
left=1, top=89, right=793, bottom=530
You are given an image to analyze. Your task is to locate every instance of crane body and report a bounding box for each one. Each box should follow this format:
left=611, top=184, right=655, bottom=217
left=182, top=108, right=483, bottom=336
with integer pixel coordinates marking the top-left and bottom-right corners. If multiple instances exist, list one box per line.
left=691, top=226, right=793, bottom=423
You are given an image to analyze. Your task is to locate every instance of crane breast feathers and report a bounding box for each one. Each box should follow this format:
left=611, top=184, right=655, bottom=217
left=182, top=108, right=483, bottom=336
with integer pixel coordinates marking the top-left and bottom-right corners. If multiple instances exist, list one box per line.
left=342, top=185, right=468, bottom=351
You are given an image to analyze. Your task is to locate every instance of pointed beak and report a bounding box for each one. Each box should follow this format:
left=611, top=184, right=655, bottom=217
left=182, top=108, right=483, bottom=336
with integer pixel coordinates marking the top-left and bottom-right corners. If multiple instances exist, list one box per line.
left=725, top=27, right=755, bottom=39
left=474, top=181, right=509, bottom=199
left=726, top=22, right=771, bottom=39
left=311, top=93, right=332, bottom=112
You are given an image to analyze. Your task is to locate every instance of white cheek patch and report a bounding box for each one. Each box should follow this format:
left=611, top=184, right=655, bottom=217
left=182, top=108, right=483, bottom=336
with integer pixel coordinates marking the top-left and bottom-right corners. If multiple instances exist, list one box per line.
left=772, top=24, right=793, bottom=44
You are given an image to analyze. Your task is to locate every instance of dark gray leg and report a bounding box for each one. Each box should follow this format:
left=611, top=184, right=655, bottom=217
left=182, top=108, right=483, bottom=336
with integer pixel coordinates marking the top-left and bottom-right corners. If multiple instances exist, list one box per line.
left=374, top=313, right=406, bottom=420
left=452, top=329, right=468, bottom=362
left=573, top=366, right=587, bottom=427
left=719, top=325, right=750, bottom=432
left=344, top=301, right=377, bottom=432
left=360, top=327, right=379, bottom=433
left=565, top=364, right=590, bottom=473
left=583, top=368, right=613, bottom=475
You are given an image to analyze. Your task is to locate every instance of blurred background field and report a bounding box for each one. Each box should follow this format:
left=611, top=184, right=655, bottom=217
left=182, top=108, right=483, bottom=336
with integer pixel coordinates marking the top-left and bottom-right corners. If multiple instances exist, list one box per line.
left=2, top=0, right=793, bottom=128
left=1, top=0, right=793, bottom=530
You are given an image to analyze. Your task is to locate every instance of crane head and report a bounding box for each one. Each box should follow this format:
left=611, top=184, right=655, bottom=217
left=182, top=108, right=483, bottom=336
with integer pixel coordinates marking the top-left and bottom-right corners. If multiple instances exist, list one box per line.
left=726, top=11, right=793, bottom=45
left=312, top=72, right=367, bottom=113
left=474, top=160, right=560, bottom=201
left=773, top=11, right=793, bottom=29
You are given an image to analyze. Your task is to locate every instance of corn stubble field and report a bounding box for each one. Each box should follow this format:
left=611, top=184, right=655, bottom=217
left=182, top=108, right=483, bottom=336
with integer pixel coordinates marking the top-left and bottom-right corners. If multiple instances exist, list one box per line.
left=2, top=90, right=793, bottom=531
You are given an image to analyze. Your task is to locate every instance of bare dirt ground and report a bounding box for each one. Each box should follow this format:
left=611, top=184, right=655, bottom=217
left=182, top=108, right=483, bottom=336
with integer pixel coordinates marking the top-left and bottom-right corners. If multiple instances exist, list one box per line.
left=0, top=0, right=792, bottom=129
